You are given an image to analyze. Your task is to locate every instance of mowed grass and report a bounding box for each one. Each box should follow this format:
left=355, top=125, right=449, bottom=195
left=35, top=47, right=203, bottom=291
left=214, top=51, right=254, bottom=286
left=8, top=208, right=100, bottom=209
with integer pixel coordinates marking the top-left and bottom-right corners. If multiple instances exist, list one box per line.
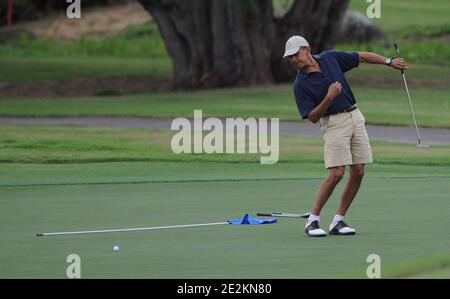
left=1, top=125, right=450, bottom=166
left=1, top=160, right=450, bottom=278
left=0, top=57, right=171, bottom=82
left=1, top=84, right=450, bottom=128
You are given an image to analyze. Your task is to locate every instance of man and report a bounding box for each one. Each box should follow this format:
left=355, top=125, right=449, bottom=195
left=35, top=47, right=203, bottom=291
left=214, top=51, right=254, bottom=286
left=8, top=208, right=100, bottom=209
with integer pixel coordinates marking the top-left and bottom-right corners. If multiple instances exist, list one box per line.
left=283, top=36, right=407, bottom=237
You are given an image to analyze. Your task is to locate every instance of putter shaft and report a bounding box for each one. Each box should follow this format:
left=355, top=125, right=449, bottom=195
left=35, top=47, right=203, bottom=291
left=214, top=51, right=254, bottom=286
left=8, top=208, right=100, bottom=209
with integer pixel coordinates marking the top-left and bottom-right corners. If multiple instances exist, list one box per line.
left=401, top=73, right=422, bottom=144
left=395, top=43, right=423, bottom=146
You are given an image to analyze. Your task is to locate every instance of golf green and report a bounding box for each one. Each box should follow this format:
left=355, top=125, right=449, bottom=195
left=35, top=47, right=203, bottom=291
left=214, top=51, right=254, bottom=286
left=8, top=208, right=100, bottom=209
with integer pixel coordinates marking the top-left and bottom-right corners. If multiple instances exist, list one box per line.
left=1, top=162, right=449, bottom=278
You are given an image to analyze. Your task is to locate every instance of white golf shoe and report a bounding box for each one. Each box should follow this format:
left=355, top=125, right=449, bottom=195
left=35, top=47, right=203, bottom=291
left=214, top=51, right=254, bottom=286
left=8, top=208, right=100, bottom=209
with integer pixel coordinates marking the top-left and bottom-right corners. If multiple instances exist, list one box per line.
left=329, top=221, right=356, bottom=235
left=305, top=221, right=327, bottom=237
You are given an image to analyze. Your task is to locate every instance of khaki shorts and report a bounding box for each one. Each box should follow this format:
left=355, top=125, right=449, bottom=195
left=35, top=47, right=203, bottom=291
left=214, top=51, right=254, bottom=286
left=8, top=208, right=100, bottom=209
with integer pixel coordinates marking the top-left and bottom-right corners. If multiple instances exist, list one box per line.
left=319, top=108, right=373, bottom=169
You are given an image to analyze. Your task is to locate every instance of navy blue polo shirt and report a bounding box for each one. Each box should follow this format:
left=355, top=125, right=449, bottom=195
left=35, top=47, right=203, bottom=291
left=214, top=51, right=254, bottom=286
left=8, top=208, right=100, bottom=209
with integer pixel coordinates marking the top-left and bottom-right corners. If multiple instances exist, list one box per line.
left=293, top=51, right=360, bottom=119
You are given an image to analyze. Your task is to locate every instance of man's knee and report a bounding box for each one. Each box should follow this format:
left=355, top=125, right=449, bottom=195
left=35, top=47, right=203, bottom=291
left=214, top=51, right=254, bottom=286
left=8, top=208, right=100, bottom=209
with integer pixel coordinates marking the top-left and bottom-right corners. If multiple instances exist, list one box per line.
left=328, top=167, right=345, bottom=183
left=351, top=165, right=365, bottom=180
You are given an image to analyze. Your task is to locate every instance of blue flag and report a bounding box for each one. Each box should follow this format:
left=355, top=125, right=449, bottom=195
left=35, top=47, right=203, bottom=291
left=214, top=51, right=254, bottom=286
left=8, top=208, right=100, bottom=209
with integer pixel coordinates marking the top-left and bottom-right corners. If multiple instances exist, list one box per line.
left=227, top=213, right=277, bottom=225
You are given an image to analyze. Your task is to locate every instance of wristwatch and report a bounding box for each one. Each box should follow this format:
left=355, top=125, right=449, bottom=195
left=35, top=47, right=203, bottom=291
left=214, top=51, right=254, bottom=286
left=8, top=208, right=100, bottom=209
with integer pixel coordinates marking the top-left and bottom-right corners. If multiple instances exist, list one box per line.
left=386, top=58, right=393, bottom=66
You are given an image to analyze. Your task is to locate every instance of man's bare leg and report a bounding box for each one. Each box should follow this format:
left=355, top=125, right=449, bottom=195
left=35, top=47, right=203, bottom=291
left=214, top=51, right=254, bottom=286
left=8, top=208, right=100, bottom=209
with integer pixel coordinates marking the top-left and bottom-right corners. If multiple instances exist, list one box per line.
left=311, top=166, right=345, bottom=215
left=337, top=164, right=365, bottom=216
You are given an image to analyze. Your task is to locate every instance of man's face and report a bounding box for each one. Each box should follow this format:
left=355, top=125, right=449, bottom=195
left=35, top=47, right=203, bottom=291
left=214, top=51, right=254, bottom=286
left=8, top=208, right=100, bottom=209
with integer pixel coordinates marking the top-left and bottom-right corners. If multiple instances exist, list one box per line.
left=289, top=47, right=309, bottom=69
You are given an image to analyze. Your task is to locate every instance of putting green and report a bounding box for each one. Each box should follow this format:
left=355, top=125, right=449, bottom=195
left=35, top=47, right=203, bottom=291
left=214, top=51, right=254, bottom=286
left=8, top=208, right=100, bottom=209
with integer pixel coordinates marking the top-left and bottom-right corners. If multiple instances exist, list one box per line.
left=406, top=266, right=450, bottom=279
left=1, top=162, right=449, bottom=278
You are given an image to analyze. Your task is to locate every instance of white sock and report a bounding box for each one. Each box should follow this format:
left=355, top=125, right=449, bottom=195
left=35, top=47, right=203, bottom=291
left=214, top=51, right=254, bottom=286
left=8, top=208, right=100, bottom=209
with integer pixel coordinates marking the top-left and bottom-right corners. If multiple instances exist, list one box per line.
left=306, top=214, right=320, bottom=228
left=331, top=214, right=344, bottom=227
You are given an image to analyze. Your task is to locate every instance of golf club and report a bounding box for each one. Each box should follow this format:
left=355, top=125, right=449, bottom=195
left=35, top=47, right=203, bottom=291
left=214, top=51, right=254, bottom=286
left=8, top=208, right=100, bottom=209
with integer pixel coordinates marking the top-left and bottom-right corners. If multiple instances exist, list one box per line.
left=394, top=43, right=429, bottom=148
left=256, top=212, right=310, bottom=218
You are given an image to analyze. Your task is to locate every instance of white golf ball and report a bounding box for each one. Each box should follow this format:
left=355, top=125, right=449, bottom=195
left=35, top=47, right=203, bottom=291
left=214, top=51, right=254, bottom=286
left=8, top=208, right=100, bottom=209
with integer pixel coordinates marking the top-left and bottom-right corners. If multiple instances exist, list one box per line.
left=113, top=245, right=120, bottom=252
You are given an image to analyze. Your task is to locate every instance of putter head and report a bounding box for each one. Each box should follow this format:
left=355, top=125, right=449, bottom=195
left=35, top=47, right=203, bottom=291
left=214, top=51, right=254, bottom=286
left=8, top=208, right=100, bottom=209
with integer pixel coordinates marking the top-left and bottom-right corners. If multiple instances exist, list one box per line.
left=256, top=212, right=310, bottom=218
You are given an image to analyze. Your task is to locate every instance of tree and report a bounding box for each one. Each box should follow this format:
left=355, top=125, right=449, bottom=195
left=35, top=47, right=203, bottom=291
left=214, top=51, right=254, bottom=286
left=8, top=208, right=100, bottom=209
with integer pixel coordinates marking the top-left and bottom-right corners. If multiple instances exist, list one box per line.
left=138, top=0, right=349, bottom=89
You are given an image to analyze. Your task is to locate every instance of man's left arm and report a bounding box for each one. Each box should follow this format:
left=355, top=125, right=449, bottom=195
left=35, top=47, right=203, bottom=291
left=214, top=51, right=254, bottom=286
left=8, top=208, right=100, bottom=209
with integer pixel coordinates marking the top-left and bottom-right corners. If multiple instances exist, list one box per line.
left=359, top=52, right=407, bottom=71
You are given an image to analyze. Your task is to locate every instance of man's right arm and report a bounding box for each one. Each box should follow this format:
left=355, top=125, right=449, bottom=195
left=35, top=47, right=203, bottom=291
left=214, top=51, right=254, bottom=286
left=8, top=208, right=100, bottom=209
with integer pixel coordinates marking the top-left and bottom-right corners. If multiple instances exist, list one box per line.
left=307, top=82, right=342, bottom=123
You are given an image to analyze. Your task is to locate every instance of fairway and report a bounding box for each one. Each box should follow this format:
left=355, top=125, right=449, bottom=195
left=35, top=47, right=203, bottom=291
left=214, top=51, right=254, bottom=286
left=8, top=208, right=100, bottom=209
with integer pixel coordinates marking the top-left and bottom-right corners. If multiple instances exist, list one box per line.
left=1, top=161, right=450, bottom=278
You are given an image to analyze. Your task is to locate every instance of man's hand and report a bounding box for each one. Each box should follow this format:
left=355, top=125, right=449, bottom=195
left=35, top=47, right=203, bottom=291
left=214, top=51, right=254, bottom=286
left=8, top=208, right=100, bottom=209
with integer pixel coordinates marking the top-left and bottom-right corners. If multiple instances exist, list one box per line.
left=307, top=81, right=341, bottom=123
left=327, top=81, right=342, bottom=100
left=390, top=57, right=408, bottom=71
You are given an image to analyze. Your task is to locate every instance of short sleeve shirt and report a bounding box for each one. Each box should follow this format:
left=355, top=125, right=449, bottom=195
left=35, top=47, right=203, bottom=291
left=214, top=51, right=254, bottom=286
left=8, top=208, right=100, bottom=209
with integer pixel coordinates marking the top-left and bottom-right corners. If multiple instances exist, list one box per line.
left=293, top=51, right=360, bottom=119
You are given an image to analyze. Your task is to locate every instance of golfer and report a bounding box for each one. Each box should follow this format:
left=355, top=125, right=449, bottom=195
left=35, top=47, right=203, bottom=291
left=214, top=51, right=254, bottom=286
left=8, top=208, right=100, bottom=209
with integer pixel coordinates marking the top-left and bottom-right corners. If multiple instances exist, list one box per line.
left=283, top=36, right=407, bottom=237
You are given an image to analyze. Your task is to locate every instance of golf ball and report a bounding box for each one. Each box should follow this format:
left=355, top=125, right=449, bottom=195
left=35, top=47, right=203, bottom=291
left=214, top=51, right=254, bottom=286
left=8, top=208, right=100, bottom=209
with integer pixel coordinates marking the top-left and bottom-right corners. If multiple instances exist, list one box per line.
left=113, top=245, right=120, bottom=252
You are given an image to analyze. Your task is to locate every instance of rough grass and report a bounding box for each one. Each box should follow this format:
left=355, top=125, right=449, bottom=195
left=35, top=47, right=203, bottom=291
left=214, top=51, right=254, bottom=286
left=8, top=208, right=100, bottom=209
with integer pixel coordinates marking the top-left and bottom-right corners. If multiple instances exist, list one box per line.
left=0, top=22, right=167, bottom=58
left=0, top=22, right=171, bottom=82
left=0, top=57, right=171, bottom=82
left=1, top=125, right=449, bottom=166
left=347, top=0, right=450, bottom=35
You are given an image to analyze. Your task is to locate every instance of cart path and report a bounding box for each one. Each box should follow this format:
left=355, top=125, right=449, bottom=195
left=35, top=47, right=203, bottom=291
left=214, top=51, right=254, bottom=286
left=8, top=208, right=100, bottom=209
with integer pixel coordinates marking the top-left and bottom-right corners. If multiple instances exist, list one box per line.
left=1, top=116, right=450, bottom=145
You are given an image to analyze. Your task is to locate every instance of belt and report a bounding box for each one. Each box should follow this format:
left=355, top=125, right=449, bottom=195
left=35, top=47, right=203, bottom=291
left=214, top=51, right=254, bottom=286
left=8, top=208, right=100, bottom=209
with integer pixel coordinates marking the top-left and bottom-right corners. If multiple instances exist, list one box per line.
left=329, top=105, right=357, bottom=116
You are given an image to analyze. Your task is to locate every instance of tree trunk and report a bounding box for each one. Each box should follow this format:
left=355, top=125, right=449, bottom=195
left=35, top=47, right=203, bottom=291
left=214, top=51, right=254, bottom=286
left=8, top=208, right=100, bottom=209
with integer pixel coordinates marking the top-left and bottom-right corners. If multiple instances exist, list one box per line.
left=138, top=0, right=349, bottom=89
